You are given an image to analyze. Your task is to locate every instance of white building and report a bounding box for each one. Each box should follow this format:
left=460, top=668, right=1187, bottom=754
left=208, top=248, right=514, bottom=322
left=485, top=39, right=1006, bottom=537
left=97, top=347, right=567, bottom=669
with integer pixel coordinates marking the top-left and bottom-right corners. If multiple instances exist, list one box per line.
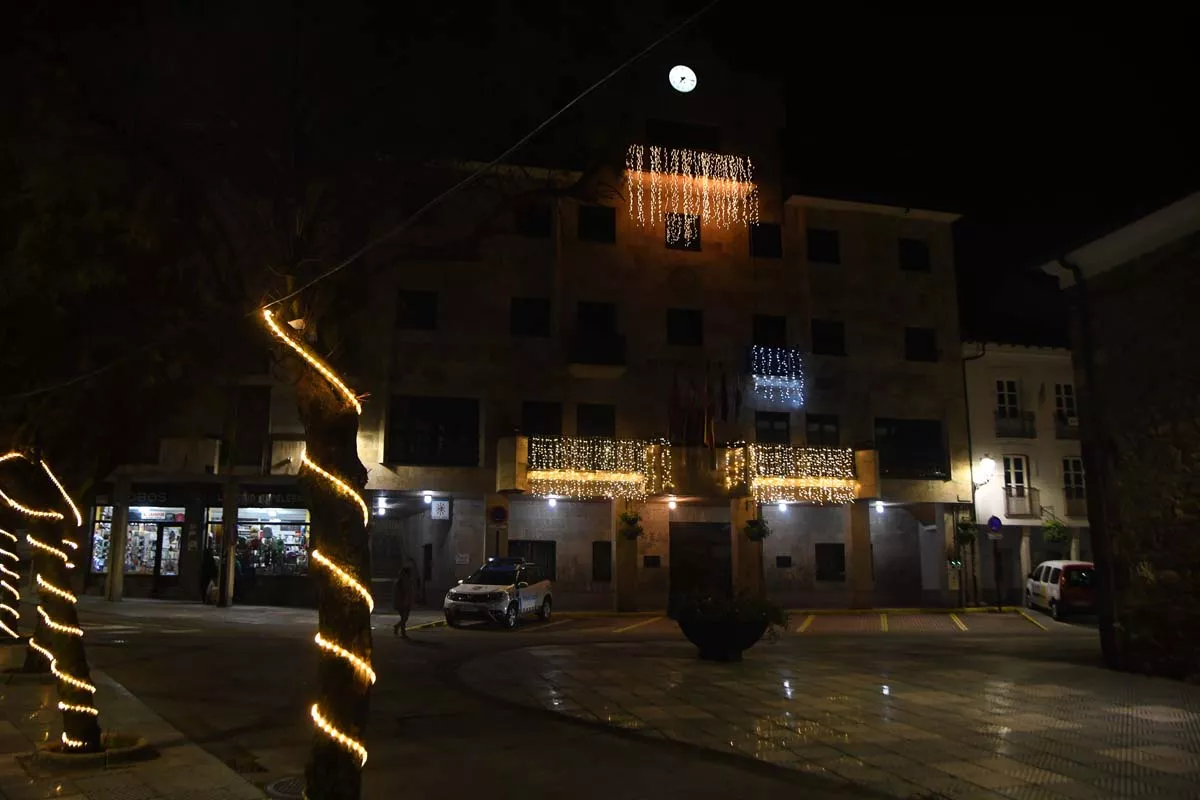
left=962, top=342, right=1091, bottom=603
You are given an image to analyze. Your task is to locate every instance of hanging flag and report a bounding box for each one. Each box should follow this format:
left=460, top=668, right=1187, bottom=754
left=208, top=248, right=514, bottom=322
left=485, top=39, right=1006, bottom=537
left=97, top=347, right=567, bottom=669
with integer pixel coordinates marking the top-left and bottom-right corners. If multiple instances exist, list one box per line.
left=720, top=367, right=729, bottom=423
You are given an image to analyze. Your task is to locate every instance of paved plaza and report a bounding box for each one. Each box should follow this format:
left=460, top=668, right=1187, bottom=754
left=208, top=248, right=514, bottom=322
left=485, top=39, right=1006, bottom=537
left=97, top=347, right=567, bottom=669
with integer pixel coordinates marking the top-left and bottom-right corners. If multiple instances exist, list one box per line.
left=460, top=637, right=1200, bottom=799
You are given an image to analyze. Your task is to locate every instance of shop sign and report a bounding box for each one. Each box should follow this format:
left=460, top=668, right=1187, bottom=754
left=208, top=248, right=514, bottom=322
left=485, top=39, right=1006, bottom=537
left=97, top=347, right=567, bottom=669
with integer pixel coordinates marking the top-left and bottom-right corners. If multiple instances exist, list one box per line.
left=212, top=489, right=307, bottom=508
left=455, top=552, right=471, bottom=566
left=95, top=484, right=193, bottom=508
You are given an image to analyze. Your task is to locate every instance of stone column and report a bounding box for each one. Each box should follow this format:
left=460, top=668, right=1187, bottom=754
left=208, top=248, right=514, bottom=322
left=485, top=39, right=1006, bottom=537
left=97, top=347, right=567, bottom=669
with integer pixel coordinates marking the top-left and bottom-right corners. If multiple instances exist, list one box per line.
left=104, top=475, right=131, bottom=602
left=217, top=475, right=238, bottom=607
left=848, top=501, right=873, bottom=608
left=612, top=499, right=638, bottom=611
left=1019, top=526, right=1032, bottom=586
left=1070, top=529, right=1081, bottom=561
left=731, top=496, right=762, bottom=598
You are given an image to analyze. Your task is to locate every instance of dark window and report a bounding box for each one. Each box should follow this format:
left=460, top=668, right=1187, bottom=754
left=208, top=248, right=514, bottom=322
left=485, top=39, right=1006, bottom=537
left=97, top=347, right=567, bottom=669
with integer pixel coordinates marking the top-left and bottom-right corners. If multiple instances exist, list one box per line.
left=806, top=414, right=840, bottom=447
left=775, top=555, right=793, bottom=569
left=997, top=380, right=1020, bottom=418
left=1055, top=383, right=1077, bottom=419
left=1049, top=567, right=1062, bottom=584
left=396, top=290, right=438, bottom=330
left=807, top=228, right=840, bottom=264
left=511, top=297, right=551, bottom=337
left=519, top=564, right=541, bottom=585
left=874, top=418, right=949, bottom=479
left=1063, top=457, right=1086, bottom=498
left=645, top=119, right=721, bottom=152
left=514, top=203, right=552, bottom=238
left=643, top=555, right=662, bottom=569
left=386, top=395, right=479, bottom=466
left=576, top=403, right=616, bottom=438
left=1065, top=567, right=1093, bottom=587
left=422, top=543, right=432, bottom=582
left=753, top=314, right=787, bottom=348
left=521, top=401, right=562, bottom=437
left=508, top=540, right=556, bottom=581
left=898, top=238, right=931, bottom=271
left=904, top=327, right=938, bottom=362
left=815, top=543, right=846, bottom=582
left=231, top=385, right=271, bottom=468
left=578, top=205, right=616, bottom=243
left=665, top=213, right=701, bottom=251
left=577, top=301, right=617, bottom=336
left=755, top=411, right=790, bottom=444
left=666, top=308, right=703, bottom=346
left=811, top=319, right=845, bottom=356
left=592, top=541, right=613, bottom=582
left=749, top=223, right=783, bottom=258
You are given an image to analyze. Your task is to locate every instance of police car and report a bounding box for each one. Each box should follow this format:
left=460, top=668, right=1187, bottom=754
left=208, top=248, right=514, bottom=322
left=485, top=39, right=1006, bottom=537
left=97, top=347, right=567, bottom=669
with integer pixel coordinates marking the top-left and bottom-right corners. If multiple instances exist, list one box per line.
left=443, top=557, right=552, bottom=629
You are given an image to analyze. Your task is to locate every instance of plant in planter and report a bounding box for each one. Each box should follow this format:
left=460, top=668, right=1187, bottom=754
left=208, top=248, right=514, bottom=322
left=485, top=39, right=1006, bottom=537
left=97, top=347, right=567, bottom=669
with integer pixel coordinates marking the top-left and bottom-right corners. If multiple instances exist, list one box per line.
left=743, top=517, right=771, bottom=542
left=1042, top=518, right=1070, bottom=545
left=617, top=511, right=643, bottom=541
left=955, top=520, right=979, bottom=549
left=676, top=593, right=787, bottom=662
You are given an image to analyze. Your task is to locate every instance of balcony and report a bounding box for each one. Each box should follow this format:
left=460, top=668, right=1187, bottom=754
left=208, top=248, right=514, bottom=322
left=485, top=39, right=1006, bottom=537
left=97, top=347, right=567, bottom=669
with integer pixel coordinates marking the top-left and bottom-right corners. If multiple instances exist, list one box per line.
left=1055, top=413, right=1081, bottom=440
left=747, top=345, right=805, bottom=408
left=1004, top=486, right=1040, bottom=518
left=1064, top=490, right=1088, bottom=519
left=496, top=435, right=667, bottom=499
left=725, top=443, right=876, bottom=505
left=995, top=410, right=1037, bottom=439
left=568, top=333, right=626, bottom=379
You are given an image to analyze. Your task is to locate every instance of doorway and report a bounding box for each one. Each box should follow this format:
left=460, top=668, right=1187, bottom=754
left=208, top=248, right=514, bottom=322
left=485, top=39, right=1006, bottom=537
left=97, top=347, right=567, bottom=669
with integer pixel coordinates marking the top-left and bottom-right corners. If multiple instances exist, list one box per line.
left=668, top=522, right=732, bottom=616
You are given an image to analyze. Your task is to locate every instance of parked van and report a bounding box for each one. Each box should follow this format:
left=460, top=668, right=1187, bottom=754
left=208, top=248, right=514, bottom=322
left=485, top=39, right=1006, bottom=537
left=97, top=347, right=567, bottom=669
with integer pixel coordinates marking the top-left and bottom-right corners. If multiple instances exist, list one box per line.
left=1025, top=560, right=1095, bottom=621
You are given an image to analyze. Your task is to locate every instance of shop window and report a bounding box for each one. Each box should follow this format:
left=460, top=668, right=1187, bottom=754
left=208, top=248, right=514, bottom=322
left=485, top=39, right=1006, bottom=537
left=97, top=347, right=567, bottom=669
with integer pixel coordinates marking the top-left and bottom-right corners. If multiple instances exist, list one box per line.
left=898, top=238, right=931, bottom=271
left=815, top=543, right=846, bottom=581
left=905, top=326, right=938, bottom=362
left=666, top=308, right=703, bottom=346
left=874, top=417, right=949, bottom=479
left=643, top=555, right=662, bottom=569
left=806, top=414, right=840, bottom=447
left=755, top=411, right=790, bottom=444
left=386, top=395, right=480, bottom=467
left=521, top=401, right=563, bottom=437
left=93, top=505, right=187, bottom=577
left=577, top=403, right=616, bottom=438
left=775, top=555, right=793, bottom=569
left=753, top=314, right=787, bottom=348
left=577, top=301, right=617, bottom=336
left=646, top=118, right=721, bottom=152
left=807, top=228, right=841, bottom=264
left=749, top=223, right=783, bottom=258
left=511, top=297, right=551, bottom=337
left=811, top=319, right=845, bottom=356
left=508, top=539, right=556, bottom=581
left=231, top=385, right=271, bottom=468
left=514, top=202, right=552, bottom=238
left=592, top=541, right=613, bottom=582
left=396, top=290, right=438, bottom=331
left=665, top=213, right=701, bottom=251
left=205, top=506, right=311, bottom=576
left=578, top=205, right=616, bottom=243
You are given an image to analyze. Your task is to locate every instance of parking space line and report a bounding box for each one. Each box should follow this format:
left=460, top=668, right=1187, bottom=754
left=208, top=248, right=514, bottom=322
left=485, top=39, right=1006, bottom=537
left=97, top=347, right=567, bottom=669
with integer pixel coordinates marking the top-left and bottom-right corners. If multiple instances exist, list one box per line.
left=879, top=613, right=888, bottom=633
left=612, top=616, right=662, bottom=633
left=949, top=613, right=968, bottom=632
left=1018, top=610, right=1048, bottom=631
left=795, top=614, right=815, bottom=634
left=531, top=619, right=573, bottom=632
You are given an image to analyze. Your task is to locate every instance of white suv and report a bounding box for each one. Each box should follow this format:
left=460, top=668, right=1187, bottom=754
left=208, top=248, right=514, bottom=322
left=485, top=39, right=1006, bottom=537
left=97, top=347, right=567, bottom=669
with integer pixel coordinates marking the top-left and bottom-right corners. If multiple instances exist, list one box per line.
left=444, top=557, right=552, bottom=630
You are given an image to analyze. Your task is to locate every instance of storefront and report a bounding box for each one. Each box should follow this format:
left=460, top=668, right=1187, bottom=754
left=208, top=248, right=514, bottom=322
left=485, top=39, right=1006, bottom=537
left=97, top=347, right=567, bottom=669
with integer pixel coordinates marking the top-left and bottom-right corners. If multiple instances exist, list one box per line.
left=88, top=486, right=193, bottom=598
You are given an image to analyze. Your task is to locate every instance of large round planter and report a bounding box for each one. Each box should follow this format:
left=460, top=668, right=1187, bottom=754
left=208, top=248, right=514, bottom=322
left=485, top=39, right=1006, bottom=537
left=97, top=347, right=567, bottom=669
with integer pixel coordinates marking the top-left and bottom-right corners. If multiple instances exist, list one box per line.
left=678, top=616, right=769, bottom=662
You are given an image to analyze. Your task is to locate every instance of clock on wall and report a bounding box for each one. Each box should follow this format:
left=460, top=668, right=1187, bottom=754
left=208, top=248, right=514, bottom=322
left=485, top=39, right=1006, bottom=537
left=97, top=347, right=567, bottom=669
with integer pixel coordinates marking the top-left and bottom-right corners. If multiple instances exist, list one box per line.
left=668, top=64, right=697, bottom=93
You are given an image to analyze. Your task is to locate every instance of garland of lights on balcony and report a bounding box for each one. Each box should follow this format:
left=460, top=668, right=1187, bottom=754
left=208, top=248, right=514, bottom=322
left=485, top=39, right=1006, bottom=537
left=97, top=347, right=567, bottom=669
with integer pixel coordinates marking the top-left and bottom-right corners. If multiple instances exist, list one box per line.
left=263, top=309, right=373, bottom=769
left=527, top=436, right=656, bottom=500
left=731, top=444, right=858, bottom=505
left=625, top=145, right=759, bottom=245
left=750, top=346, right=805, bottom=407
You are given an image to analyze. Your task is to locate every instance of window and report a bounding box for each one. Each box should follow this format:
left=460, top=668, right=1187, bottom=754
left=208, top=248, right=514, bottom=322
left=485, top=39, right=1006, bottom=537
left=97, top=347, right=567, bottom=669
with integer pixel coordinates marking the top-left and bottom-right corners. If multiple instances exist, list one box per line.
left=1055, top=383, right=1077, bottom=419
left=749, top=223, right=783, bottom=258
left=753, top=314, right=787, bottom=347
left=811, top=319, right=845, bottom=356
left=806, top=414, right=840, bottom=447
left=396, top=290, right=438, bottom=330
left=577, top=301, right=617, bottom=336
left=643, top=555, right=662, bottom=569
left=592, top=541, right=612, bottom=582
left=1049, top=567, right=1062, bottom=584
left=645, top=119, right=721, bottom=151
left=665, top=213, right=701, bottom=251
left=231, top=385, right=271, bottom=468
left=775, top=555, right=793, bottom=569
left=514, top=202, right=552, bottom=238
left=1063, top=457, right=1086, bottom=499
left=508, top=540, right=556, bottom=581
left=666, top=308, right=704, bottom=346
left=521, top=401, right=562, bottom=437
left=755, top=411, right=790, bottom=444
left=1065, top=567, right=1094, bottom=587
left=576, top=403, right=616, bottom=438
left=898, top=238, right=931, bottom=271
left=815, top=543, right=846, bottom=582
left=385, top=395, right=479, bottom=466
left=1003, top=455, right=1029, bottom=494
left=904, top=327, right=938, bottom=362
left=806, top=228, right=840, bottom=264
left=1035, top=565, right=1048, bottom=582
left=874, top=418, right=948, bottom=479
left=578, top=205, right=616, bottom=243
left=996, top=380, right=1020, bottom=419
left=511, top=297, right=551, bottom=337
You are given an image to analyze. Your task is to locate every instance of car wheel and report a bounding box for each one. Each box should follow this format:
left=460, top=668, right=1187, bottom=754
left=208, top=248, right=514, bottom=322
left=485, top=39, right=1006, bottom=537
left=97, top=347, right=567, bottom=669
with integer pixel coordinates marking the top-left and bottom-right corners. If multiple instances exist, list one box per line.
left=538, top=597, right=552, bottom=622
left=1050, top=600, right=1064, bottom=622
left=445, top=613, right=460, bottom=628
left=1025, top=591, right=1034, bottom=609
left=503, top=602, right=519, bottom=630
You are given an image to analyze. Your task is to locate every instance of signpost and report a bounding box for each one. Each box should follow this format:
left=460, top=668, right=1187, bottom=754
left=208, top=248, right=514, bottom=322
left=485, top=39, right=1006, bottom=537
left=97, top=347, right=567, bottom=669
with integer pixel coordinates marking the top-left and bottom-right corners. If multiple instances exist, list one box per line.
left=988, top=516, right=1003, bottom=612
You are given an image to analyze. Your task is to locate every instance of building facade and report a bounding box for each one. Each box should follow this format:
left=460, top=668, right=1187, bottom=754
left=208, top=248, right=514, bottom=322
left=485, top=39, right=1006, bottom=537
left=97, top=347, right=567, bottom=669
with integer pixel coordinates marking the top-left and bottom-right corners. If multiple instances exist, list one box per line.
left=962, top=342, right=1091, bottom=605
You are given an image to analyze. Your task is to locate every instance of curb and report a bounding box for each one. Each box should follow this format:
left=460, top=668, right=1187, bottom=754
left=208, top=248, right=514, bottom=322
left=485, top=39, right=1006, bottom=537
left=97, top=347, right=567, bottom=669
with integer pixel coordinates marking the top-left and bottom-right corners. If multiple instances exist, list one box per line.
left=785, top=607, right=1023, bottom=615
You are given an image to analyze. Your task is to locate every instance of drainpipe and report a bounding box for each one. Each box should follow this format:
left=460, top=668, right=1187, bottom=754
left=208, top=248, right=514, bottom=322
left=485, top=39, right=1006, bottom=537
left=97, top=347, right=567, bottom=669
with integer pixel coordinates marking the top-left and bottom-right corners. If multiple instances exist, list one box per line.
left=1059, top=258, right=1119, bottom=669
left=961, top=342, right=986, bottom=607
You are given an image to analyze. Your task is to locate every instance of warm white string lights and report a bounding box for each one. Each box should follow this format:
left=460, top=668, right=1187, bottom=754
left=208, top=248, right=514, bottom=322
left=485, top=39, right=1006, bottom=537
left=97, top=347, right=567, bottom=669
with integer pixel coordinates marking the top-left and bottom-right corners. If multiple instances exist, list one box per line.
left=747, top=445, right=858, bottom=505
left=262, top=307, right=373, bottom=773
left=625, top=144, right=759, bottom=244
left=40, top=460, right=83, bottom=528
left=527, top=436, right=651, bottom=500
left=1, top=528, right=19, bottom=638
left=750, top=346, right=805, bottom=407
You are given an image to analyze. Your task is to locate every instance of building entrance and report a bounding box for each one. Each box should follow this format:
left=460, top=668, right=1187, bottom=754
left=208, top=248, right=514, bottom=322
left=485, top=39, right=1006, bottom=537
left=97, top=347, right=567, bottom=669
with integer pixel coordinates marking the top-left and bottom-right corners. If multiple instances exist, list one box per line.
left=668, top=522, right=732, bottom=616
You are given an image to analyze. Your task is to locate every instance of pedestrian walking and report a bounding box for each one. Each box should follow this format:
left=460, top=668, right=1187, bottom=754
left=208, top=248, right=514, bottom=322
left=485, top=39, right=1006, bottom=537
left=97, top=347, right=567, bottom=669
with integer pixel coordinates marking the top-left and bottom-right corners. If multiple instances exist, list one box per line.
left=392, top=565, right=417, bottom=638
left=200, top=539, right=219, bottom=604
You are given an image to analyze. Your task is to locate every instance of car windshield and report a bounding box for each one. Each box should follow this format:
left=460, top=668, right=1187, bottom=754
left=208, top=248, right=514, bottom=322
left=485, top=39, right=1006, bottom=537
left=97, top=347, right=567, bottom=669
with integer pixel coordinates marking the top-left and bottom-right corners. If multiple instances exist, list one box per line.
left=464, top=566, right=516, bottom=586
left=1065, top=568, right=1094, bottom=587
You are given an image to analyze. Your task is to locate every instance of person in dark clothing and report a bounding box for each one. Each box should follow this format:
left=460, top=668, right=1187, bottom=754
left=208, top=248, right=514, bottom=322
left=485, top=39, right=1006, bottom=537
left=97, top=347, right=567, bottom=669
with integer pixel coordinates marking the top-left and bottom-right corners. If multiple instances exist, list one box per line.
left=392, top=565, right=417, bottom=638
left=200, top=540, right=219, bottom=603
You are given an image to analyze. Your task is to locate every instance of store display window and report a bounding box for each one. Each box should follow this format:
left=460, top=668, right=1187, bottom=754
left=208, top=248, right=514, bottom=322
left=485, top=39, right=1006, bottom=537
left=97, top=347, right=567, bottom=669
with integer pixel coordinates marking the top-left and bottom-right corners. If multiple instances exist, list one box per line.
left=90, top=505, right=186, bottom=576
left=206, top=507, right=310, bottom=576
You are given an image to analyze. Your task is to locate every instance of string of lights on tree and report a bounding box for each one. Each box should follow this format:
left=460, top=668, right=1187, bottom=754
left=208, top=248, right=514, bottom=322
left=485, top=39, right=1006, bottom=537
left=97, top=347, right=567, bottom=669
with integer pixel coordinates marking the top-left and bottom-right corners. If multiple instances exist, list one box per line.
left=263, top=309, right=373, bottom=769
left=625, top=145, right=759, bottom=245
left=0, top=527, right=20, bottom=639
left=750, top=346, right=805, bottom=407
left=527, top=436, right=655, bottom=500
left=748, top=445, right=858, bottom=504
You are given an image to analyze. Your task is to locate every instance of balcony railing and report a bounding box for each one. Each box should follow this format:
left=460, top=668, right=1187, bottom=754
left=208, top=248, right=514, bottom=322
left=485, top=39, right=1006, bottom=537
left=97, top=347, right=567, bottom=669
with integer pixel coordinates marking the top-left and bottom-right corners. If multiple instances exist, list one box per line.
left=995, top=410, right=1037, bottom=438
left=1064, top=490, right=1088, bottom=519
left=1055, top=413, right=1081, bottom=440
left=1004, top=485, right=1040, bottom=518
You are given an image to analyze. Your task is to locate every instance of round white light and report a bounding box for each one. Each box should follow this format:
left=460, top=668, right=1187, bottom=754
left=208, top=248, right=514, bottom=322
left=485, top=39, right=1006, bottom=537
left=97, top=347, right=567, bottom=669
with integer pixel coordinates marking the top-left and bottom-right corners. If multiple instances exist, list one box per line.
left=548, top=498, right=557, bottom=508
left=978, top=456, right=996, bottom=481
left=668, top=499, right=677, bottom=510
left=668, top=64, right=697, bottom=93
left=423, top=494, right=433, bottom=505
left=875, top=500, right=885, bottom=513
left=777, top=501, right=787, bottom=512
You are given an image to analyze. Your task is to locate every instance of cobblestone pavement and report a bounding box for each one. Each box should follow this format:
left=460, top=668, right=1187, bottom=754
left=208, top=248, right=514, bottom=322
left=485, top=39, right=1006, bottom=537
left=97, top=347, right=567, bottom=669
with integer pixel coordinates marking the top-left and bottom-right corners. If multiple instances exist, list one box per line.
left=460, top=638, right=1200, bottom=799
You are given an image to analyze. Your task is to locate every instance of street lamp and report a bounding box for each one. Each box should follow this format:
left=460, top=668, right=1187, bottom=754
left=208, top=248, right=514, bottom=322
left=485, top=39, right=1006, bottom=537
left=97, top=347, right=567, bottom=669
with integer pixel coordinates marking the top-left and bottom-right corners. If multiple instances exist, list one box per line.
left=975, top=456, right=996, bottom=487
